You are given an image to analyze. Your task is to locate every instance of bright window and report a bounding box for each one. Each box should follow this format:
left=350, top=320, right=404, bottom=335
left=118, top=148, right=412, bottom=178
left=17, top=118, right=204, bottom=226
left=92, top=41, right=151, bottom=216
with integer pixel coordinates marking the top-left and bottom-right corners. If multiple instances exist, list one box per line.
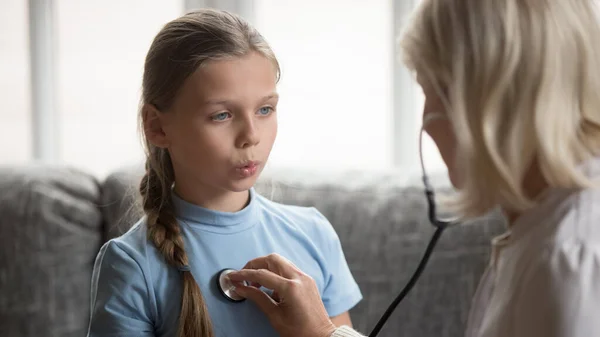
left=0, top=0, right=31, bottom=164
left=1, top=0, right=447, bottom=181
left=254, top=0, right=394, bottom=172
left=56, top=0, right=184, bottom=178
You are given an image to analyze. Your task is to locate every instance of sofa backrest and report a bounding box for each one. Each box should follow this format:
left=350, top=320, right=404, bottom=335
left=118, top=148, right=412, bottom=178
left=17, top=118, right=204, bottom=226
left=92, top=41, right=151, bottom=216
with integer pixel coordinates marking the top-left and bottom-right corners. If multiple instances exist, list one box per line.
left=0, top=166, right=103, bottom=337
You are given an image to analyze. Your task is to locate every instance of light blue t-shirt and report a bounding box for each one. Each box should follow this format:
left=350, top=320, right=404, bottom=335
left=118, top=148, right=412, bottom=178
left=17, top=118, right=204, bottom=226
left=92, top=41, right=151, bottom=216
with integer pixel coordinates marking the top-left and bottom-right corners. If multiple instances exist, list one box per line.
left=87, top=188, right=362, bottom=337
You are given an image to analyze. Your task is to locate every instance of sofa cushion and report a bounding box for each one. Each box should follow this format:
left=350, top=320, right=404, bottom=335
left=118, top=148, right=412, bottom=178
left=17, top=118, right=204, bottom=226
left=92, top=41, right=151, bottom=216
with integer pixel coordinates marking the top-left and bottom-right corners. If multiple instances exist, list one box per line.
left=100, top=167, right=505, bottom=336
left=0, top=165, right=102, bottom=337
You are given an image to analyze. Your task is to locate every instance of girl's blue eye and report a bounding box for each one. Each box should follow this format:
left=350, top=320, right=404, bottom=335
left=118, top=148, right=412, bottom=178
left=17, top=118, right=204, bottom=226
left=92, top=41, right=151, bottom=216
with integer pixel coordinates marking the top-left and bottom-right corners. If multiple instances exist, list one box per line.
left=212, top=112, right=230, bottom=121
left=258, top=107, right=273, bottom=116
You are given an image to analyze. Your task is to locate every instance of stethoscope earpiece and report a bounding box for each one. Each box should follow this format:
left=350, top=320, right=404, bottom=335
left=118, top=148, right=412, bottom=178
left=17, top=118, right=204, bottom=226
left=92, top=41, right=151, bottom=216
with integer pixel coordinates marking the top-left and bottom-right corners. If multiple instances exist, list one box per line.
left=216, top=268, right=247, bottom=303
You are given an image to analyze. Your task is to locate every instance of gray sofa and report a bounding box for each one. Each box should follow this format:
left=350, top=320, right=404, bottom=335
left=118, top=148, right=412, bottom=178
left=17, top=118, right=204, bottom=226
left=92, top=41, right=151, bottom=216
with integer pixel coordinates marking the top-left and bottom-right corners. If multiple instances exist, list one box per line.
left=0, top=165, right=505, bottom=337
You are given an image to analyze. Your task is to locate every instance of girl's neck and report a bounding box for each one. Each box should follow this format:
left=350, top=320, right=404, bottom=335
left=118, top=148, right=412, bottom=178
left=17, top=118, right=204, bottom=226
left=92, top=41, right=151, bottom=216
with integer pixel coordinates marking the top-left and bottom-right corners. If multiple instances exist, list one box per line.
left=173, top=183, right=250, bottom=213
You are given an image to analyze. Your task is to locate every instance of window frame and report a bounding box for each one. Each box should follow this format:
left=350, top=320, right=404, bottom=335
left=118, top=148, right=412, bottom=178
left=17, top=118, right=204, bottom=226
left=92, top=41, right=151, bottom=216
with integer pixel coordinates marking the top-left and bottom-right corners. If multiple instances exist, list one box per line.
left=29, top=0, right=59, bottom=162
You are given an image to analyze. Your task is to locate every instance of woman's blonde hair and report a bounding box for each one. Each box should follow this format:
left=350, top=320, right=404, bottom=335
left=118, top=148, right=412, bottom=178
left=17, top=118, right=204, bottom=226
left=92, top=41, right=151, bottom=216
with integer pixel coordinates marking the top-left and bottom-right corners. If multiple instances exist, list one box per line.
left=402, top=0, right=600, bottom=218
left=138, top=9, right=279, bottom=337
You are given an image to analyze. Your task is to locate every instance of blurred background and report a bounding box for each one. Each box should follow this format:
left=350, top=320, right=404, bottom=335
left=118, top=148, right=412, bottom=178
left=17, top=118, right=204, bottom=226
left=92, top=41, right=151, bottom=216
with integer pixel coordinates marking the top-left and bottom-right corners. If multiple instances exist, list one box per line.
left=1, top=0, right=447, bottom=182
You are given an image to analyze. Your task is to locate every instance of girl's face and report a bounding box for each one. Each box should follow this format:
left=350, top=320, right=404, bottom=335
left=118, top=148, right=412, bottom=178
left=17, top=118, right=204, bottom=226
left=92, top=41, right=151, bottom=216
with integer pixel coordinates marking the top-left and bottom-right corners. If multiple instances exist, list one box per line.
left=417, top=74, right=460, bottom=188
left=148, top=51, right=279, bottom=200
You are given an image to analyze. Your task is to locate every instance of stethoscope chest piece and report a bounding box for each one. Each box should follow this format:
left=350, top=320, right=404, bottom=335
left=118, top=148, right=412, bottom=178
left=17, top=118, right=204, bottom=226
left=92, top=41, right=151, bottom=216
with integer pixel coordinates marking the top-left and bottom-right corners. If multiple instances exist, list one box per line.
left=216, top=268, right=247, bottom=303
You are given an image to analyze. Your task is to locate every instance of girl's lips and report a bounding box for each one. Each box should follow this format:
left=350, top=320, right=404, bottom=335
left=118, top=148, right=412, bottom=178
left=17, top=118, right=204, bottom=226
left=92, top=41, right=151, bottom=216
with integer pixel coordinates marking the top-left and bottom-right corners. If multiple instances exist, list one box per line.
left=235, top=162, right=259, bottom=178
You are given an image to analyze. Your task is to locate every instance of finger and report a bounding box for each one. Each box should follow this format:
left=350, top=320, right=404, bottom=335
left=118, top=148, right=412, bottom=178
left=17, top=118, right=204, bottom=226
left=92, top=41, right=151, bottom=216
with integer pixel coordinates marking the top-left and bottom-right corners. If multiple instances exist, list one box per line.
left=234, top=284, right=278, bottom=314
left=228, top=269, right=290, bottom=293
left=233, top=279, right=262, bottom=288
left=231, top=280, right=260, bottom=290
left=242, top=254, right=299, bottom=278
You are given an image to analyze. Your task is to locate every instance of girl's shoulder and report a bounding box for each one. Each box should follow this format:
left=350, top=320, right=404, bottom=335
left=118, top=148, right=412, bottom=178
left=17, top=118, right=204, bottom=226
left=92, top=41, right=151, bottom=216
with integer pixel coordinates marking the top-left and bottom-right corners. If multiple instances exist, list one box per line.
left=254, top=192, right=341, bottom=244
left=104, top=217, right=150, bottom=256
left=96, top=217, right=168, bottom=275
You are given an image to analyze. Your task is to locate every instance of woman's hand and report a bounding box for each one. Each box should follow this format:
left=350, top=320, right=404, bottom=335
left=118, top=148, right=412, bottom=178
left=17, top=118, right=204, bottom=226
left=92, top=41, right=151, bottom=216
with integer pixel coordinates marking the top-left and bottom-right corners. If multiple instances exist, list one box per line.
left=228, top=253, right=337, bottom=337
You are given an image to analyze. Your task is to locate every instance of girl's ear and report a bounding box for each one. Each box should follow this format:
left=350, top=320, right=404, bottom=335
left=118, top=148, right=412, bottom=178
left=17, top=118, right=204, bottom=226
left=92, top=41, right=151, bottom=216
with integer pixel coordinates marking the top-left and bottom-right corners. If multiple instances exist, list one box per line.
left=142, top=104, right=170, bottom=148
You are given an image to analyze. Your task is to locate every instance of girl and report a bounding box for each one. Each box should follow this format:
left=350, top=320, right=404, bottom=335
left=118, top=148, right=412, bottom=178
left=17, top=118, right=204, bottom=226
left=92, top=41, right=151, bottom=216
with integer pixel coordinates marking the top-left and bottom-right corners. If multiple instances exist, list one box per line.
left=226, top=0, right=600, bottom=337
left=86, top=9, right=362, bottom=337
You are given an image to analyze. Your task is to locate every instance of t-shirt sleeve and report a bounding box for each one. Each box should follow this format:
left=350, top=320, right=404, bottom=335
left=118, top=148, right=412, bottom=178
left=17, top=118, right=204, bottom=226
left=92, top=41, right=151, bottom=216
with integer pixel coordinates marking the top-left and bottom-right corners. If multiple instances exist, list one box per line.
left=87, top=240, right=155, bottom=337
left=513, top=241, right=600, bottom=337
left=310, top=208, right=363, bottom=317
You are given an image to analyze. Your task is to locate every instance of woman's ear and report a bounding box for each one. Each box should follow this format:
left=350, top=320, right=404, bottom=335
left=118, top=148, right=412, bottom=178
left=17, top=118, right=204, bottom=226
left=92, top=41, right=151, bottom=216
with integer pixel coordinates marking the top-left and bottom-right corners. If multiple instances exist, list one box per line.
left=142, top=104, right=170, bottom=148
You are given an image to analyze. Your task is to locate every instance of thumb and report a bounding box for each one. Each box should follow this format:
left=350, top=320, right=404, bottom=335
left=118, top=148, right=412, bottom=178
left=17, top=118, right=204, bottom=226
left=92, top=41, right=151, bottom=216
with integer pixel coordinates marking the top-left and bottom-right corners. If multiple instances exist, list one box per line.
left=235, top=285, right=278, bottom=314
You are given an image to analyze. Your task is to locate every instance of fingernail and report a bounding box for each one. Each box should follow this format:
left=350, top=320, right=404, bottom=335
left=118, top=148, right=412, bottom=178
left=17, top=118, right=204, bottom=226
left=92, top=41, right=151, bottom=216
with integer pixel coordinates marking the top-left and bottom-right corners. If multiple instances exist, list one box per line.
left=227, top=272, right=241, bottom=280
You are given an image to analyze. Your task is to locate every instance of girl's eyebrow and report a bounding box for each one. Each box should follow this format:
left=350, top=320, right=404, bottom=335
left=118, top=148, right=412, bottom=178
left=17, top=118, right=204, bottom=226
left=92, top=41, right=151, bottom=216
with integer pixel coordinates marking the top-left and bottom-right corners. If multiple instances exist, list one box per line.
left=262, top=93, right=279, bottom=101
left=203, top=93, right=279, bottom=106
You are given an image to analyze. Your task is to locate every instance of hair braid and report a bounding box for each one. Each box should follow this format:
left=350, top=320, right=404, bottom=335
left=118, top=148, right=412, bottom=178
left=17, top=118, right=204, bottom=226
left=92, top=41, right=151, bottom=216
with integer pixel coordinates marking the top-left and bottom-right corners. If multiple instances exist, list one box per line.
left=139, top=151, right=214, bottom=337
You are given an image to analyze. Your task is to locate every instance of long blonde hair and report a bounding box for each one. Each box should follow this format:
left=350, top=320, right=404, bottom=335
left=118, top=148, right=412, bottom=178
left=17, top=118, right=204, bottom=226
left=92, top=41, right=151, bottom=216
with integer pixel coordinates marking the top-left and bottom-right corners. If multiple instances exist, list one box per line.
left=138, top=9, right=279, bottom=337
left=402, top=0, right=600, bottom=218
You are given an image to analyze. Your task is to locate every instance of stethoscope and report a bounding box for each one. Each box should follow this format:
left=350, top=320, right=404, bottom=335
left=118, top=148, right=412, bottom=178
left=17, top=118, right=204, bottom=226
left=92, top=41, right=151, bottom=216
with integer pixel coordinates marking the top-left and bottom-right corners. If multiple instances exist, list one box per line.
left=216, top=268, right=248, bottom=302
left=215, top=113, right=456, bottom=336
left=367, top=112, right=458, bottom=336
